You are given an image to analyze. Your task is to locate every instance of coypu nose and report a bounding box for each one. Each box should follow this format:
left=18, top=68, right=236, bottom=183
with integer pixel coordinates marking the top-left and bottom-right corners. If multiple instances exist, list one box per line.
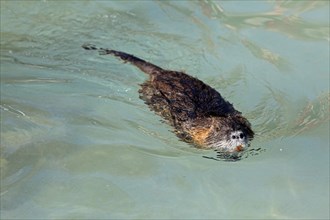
left=235, top=145, right=244, bottom=152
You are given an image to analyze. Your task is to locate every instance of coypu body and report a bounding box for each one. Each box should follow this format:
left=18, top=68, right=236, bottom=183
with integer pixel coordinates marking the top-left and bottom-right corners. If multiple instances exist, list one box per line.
left=82, top=44, right=254, bottom=153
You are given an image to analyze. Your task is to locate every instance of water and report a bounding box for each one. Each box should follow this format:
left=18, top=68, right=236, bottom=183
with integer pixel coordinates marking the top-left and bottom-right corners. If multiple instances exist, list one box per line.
left=1, top=1, right=329, bottom=219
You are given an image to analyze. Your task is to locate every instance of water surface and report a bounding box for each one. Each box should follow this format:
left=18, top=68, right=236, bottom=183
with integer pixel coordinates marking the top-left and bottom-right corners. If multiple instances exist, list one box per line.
left=1, top=1, right=329, bottom=219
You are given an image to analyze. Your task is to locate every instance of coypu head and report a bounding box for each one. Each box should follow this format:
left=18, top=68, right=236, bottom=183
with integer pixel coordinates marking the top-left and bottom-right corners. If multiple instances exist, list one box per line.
left=207, top=115, right=254, bottom=152
left=188, top=115, right=254, bottom=153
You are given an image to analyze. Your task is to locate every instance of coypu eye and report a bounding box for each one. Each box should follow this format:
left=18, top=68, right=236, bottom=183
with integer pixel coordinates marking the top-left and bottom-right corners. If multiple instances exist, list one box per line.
left=239, top=133, right=244, bottom=139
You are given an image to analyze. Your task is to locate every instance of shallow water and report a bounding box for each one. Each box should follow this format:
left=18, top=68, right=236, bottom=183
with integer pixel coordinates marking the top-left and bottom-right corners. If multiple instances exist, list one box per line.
left=1, top=1, right=329, bottom=219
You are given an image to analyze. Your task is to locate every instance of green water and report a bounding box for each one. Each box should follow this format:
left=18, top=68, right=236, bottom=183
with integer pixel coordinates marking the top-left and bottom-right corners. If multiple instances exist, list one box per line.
left=1, top=1, right=329, bottom=219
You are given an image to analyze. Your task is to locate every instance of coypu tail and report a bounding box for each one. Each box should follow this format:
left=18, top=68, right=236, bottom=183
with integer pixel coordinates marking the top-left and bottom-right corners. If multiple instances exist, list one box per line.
left=82, top=43, right=163, bottom=75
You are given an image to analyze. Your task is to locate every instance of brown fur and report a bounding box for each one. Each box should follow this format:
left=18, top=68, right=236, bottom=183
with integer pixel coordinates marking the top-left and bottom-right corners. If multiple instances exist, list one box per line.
left=189, top=127, right=213, bottom=147
left=82, top=44, right=254, bottom=150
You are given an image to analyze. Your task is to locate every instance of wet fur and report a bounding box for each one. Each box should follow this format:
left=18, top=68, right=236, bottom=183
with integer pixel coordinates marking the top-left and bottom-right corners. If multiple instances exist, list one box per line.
left=82, top=44, right=254, bottom=150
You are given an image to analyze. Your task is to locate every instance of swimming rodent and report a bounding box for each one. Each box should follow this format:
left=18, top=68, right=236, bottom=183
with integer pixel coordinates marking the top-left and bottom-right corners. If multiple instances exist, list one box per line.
left=82, top=44, right=254, bottom=153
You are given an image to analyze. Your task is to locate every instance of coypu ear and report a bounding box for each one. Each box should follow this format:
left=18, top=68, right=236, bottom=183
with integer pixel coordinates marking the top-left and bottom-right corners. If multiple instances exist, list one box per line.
left=234, top=115, right=254, bottom=139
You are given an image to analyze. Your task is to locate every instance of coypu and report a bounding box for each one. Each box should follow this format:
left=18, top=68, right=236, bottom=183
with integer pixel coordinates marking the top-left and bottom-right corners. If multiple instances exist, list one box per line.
left=82, top=44, right=254, bottom=153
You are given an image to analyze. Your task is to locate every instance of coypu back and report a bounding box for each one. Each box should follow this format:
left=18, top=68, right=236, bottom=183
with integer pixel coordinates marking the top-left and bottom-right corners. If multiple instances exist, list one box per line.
left=82, top=44, right=239, bottom=120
